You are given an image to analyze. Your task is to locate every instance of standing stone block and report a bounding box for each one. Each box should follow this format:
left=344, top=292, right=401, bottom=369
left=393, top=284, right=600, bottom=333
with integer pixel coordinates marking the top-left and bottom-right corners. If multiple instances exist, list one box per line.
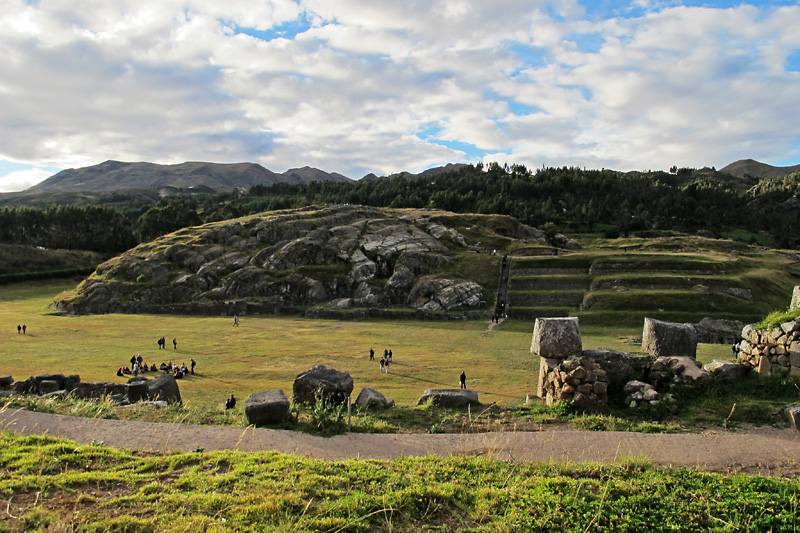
left=245, top=390, right=291, bottom=425
left=791, top=286, right=800, bottom=310
left=642, top=318, right=697, bottom=359
left=531, top=317, right=582, bottom=360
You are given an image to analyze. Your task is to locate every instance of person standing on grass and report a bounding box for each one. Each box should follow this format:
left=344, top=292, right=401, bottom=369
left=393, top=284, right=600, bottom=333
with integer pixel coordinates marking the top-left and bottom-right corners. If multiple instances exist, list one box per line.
left=460, top=371, right=467, bottom=389
left=380, top=358, right=385, bottom=373
left=173, top=338, right=177, bottom=349
left=191, top=359, right=196, bottom=374
left=17, top=325, right=21, bottom=334
left=22, top=324, right=26, bottom=334
left=369, top=348, right=374, bottom=361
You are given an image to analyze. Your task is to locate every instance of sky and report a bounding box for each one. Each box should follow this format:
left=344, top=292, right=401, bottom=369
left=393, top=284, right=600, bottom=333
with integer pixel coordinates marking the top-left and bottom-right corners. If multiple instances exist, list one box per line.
left=1, top=0, right=799, bottom=192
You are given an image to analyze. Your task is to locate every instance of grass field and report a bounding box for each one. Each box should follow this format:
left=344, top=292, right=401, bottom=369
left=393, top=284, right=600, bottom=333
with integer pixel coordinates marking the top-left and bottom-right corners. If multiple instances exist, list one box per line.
left=4, top=431, right=800, bottom=532
left=2, top=280, right=734, bottom=413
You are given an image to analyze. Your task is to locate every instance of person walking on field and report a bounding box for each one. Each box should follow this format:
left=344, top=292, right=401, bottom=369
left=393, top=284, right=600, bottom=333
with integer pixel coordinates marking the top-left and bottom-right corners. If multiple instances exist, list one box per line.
left=17, top=325, right=21, bottom=334
left=22, top=324, right=26, bottom=334
left=233, top=315, right=239, bottom=327
left=173, top=338, right=177, bottom=350
left=191, top=359, right=196, bottom=374
left=369, top=348, right=374, bottom=361
left=460, top=371, right=467, bottom=389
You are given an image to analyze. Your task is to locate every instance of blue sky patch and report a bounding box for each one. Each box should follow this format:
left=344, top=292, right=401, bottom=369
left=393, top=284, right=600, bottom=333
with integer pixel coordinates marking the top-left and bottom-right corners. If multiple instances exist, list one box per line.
left=786, top=50, right=800, bottom=72
left=0, top=161, right=60, bottom=177
left=505, top=42, right=548, bottom=73
left=233, top=13, right=314, bottom=42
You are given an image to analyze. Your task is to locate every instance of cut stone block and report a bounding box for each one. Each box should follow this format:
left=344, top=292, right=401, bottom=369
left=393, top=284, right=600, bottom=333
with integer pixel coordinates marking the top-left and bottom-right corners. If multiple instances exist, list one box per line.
left=531, top=317, right=582, bottom=360
left=642, top=318, right=697, bottom=359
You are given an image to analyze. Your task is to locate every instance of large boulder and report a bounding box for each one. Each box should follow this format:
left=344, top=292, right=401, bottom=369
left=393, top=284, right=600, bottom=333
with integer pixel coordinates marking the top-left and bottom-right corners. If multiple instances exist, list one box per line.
left=146, top=374, right=182, bottom=404
left=531, top=317, right=582, bottom=360
left=642, top=318, right=697, bottom=359
left=417, top=388, right=479, bottom=407
left=703, top=360, right=751, bottom=381
left=126, top=381, right=150, bottom=403
left=293, top=365, right=354, bottom=406
left=0, top=376, right=14, bottom=388
left=354, top=387, right=395, bottom=408
left=245, top=390, right=292, bottom=426
left=791, top=286, right=800, bottom=311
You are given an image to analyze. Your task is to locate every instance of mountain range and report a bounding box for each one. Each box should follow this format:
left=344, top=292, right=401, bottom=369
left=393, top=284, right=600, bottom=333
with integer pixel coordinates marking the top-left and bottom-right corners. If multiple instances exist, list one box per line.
left=7, top=158, right=800, bottom=199
left=20, top=160, right=351, bottom=195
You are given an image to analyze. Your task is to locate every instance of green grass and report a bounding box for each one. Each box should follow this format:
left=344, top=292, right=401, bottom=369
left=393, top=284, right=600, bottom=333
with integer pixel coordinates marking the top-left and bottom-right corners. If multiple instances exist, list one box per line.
left=2, top=431, right=800, bottom=532
left=3, top=279, right=798, bottom=433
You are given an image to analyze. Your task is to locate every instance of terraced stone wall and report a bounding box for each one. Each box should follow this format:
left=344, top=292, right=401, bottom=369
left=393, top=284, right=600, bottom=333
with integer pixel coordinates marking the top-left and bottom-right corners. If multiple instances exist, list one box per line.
left=738, top=322, right=800, bottom=378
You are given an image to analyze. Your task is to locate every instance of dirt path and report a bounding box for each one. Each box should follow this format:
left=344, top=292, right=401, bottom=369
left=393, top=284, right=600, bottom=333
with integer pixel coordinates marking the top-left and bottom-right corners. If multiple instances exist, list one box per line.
left=3, top=407, right=800, bottom=476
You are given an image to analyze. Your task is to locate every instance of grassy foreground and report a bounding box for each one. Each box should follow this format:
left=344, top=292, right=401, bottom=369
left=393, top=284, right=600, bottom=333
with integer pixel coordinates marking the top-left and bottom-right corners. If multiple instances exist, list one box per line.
left=2, top=431, right=799, bottom=532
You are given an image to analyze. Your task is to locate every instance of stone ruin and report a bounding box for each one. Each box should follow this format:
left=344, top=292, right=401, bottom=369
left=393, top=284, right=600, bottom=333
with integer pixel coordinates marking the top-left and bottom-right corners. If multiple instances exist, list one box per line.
left=0, top=373, right=181, bottom=405
left=737, top=322, right=800, bottom=378
left=533, top=317, right=610, bottom=411
left=532, top=316, right=754, bottom=413
left=736, top=286, right=800, bottom=379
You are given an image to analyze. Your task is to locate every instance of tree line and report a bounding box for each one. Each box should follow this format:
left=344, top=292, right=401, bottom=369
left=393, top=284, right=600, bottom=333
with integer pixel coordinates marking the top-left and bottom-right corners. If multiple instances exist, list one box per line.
left=1, top=164, right=798, bottom=253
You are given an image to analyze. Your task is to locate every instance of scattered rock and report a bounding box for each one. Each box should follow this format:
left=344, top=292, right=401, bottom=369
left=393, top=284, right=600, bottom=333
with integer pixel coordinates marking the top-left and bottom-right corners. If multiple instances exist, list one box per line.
left=417, top=389, right=479, bottom=407
left=146, top=374, right=182, bottom=404
left=38, top=380, right=60, bottom=395
left=354, top=387, right=395, bottom=408
left=703, top=360, right=751, bottom=381
left=293, top=365, right=354, bottom=406
left=245, top=390, right=292, bottom=426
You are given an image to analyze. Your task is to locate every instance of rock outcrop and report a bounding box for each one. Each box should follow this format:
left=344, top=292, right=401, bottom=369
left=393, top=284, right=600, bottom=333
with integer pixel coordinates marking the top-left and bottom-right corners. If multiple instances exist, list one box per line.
left=53, top=205, right=548, bottom=316
left=791, top=286, right=800, bottom=310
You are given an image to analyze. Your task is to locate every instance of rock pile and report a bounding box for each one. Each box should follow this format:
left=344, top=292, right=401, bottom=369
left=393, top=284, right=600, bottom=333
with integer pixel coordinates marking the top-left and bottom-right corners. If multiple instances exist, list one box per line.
left=623, top=380, right=674, bottom=409
left=737, top=322, right=800, bottom=378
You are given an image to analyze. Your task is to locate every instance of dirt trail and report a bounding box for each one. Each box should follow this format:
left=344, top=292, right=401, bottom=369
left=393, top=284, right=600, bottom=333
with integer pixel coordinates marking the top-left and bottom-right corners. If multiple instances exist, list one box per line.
left=3, top=407, right=800, bottom=475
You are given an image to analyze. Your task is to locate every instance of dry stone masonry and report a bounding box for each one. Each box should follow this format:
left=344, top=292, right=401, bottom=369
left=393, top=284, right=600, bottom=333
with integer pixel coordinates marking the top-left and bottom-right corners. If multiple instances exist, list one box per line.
left=738, top=321, right=800, bottom=378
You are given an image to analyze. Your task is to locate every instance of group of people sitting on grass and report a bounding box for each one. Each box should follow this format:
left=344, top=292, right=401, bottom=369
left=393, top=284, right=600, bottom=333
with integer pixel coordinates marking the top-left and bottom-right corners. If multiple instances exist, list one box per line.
left=117, top=358, right=195, bottom=379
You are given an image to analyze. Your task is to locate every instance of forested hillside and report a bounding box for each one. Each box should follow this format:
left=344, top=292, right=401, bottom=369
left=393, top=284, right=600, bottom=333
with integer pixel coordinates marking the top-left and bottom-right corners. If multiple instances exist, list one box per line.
left=2, top=164, right=799, bottom=253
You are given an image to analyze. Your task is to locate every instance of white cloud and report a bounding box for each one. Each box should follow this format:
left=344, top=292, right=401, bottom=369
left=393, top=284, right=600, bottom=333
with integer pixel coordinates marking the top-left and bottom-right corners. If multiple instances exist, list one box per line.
left=0, top=0, right=798, bottom=190
left=0, top=168, right=53, bottom=193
